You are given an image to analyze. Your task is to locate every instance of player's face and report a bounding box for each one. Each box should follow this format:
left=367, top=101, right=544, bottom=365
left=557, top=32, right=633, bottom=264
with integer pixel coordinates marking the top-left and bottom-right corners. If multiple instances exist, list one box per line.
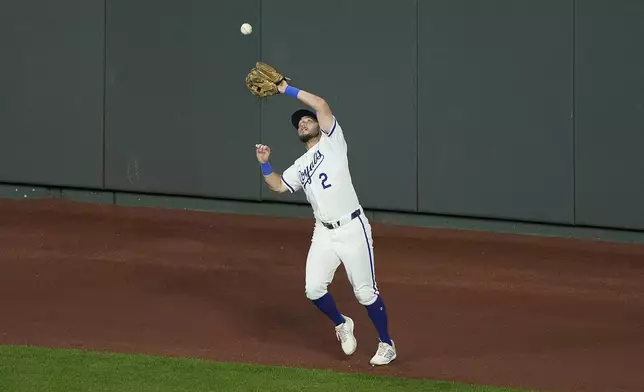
left=297, top=116, right=320, bottom=143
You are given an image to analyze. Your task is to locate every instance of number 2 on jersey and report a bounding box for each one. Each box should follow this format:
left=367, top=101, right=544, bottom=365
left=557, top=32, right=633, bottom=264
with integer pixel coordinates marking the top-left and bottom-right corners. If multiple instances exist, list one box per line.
left=319, top=173, right=332, bottom=189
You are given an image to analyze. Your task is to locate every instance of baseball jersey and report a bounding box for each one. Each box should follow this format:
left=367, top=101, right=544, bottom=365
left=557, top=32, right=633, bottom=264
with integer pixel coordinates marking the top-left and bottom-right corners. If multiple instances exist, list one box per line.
left=281, top=116, right=361, bottom=223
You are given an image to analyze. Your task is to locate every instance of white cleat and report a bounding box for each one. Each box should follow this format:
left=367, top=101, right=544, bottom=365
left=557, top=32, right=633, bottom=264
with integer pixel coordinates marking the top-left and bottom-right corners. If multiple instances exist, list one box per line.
left=370, top=340, right=396, bottom=366
left=334, top=315, right=357, bottom=355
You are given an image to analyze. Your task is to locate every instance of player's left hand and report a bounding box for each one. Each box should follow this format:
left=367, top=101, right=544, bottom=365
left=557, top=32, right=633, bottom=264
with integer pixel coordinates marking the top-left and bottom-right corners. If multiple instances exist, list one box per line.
left=277, top=80, right=288, bottom=94
left=245, top=62, right=290, bottom=98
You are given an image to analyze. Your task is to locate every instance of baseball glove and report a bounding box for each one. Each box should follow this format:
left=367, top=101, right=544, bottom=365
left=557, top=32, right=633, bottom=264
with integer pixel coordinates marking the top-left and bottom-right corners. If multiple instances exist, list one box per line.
left=245, top=62, right=291, bottom=98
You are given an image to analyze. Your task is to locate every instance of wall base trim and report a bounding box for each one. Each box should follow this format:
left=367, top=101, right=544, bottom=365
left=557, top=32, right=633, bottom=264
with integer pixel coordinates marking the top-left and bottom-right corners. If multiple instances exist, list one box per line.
left=2, top=182, right=644, bottom=245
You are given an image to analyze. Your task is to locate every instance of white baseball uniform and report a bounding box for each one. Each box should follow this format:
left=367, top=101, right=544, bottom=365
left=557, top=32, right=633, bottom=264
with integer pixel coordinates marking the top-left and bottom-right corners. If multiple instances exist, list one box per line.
left=280, top=116, right=379, bottom=306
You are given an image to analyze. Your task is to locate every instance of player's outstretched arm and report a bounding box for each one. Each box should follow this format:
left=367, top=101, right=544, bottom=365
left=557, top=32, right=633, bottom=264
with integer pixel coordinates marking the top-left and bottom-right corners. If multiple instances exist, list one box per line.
left=255, top=144, right=288, bottom=193
left=277, top=81, right=334, bottom=133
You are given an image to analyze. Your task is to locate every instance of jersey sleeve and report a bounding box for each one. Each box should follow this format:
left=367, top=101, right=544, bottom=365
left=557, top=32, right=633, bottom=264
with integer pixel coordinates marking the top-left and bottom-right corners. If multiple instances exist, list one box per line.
left=320, top=115, right=347, bottom=150
left=281, top=162, right=302, bottom=193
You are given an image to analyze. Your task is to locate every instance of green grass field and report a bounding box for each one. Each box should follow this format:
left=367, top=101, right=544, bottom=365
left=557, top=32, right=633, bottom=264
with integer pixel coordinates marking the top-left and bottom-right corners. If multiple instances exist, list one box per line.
left=0, top=345, right=534, bottom=392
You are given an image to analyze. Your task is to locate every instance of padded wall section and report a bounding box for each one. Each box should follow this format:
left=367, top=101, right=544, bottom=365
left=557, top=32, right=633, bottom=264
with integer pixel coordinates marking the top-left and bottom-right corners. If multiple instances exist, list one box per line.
left=0, top=0, right=105, bottom=188
left=260, top=0, right=417, bottom=211
left=417, top=0, right=574, bottom=224
left=104, top=0, right=261, bottom=199
left=574, top=0, right=644, bottom=230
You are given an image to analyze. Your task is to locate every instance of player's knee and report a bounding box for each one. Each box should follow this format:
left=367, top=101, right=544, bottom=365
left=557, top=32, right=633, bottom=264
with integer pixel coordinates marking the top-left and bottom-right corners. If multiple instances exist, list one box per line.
left=305, top=283, right=328, bottom=301
left=354, top=287, right=377, bottom=306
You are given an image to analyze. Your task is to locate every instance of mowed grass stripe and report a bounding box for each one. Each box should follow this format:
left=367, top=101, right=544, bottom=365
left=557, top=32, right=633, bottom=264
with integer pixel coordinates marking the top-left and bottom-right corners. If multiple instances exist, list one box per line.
left=0, top=345, right=535, bottom=392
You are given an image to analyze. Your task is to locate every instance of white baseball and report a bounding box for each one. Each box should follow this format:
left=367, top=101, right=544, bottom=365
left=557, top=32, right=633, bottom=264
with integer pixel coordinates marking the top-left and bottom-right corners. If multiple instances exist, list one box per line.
left=240, top=23, right=252, bottom=35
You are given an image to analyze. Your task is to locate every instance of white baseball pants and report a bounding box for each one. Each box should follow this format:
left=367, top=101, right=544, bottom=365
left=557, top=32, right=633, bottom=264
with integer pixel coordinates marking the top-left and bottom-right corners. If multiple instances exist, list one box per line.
left=304, top=214, right=379, bottom=306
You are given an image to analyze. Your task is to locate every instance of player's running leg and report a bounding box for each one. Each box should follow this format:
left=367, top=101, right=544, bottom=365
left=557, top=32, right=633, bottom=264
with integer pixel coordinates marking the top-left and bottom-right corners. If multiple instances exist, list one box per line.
left=305, top=222, right=357, bottom=355
left=334, top=215, right=396, bottom=365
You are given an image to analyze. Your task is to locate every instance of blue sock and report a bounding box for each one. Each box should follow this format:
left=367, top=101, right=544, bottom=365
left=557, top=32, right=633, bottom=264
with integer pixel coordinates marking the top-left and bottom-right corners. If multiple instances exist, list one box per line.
left=312, top=292, right=345, bottom=326
left=365, top=296, right=392, bottom=345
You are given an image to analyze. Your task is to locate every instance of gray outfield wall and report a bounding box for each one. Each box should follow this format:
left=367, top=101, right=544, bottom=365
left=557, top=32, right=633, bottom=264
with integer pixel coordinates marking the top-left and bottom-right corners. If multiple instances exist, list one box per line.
left=1, top=0, right=643, bottom=237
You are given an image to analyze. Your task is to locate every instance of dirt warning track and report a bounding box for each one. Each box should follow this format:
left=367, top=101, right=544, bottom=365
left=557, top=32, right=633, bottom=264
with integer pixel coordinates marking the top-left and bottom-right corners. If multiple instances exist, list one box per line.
left=1, top=199, right=643, bottom=392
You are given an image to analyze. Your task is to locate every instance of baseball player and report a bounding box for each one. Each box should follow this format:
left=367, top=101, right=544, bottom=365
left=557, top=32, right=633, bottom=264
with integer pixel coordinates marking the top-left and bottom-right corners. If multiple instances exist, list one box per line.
left=253, top=73, right=396, bottom=366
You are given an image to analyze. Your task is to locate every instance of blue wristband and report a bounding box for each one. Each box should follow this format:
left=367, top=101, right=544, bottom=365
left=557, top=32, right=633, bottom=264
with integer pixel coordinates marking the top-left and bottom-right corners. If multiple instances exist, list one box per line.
left=284, top=85, right=300, bottom=98
left=260, top=161, right=273, bottom=176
